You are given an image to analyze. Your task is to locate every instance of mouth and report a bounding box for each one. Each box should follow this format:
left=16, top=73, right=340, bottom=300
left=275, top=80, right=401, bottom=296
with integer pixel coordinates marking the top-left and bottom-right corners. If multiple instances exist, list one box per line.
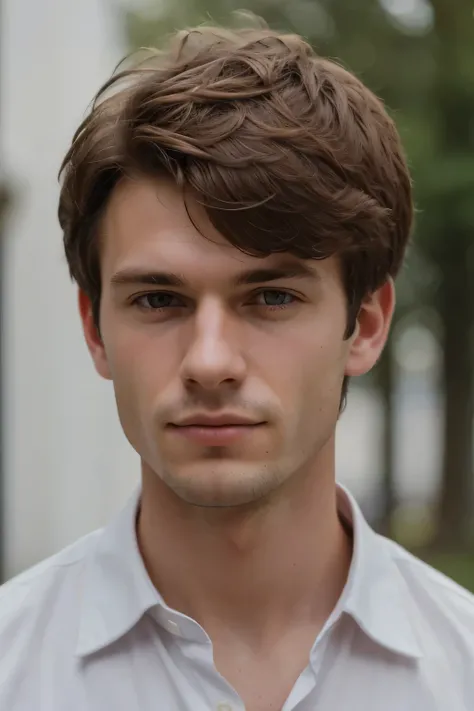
left=166, top=416, right=267, bottom=446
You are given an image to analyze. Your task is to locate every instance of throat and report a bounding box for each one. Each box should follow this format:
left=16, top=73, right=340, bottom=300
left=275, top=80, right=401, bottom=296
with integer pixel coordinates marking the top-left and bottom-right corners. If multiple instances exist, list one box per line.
left=138, top=481, right=352, bottom=638
left=138, top=465, right=353, bottom=657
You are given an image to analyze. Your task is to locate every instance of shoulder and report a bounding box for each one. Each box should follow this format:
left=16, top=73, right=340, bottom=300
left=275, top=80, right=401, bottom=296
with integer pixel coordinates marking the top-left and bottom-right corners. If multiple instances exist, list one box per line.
left=0, top=528, right=102, bottom=612
left=0, top=530, right=102, bottom=701
left=386, top=537, right=474, bottom=649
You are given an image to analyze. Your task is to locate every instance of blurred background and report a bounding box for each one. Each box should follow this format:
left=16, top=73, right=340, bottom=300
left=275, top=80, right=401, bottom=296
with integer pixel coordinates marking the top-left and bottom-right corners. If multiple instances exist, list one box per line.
left=1, top=0, right=474, bottom=588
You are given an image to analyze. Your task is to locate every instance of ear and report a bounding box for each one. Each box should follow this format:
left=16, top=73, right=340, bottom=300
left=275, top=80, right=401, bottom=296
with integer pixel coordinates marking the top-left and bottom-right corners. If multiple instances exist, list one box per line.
left=345, top=279, right=395, bottom=377
left=78, top=289, right=112, bottom=380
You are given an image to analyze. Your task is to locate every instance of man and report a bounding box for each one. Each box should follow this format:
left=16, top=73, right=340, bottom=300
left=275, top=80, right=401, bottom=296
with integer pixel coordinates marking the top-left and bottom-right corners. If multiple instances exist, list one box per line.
left=1, top=22, right=473, bottom=711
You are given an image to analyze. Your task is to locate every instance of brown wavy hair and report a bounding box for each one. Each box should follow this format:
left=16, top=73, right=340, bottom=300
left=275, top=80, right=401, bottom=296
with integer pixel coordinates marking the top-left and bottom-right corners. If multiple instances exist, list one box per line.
left=58, top=23, right=412, bottom=345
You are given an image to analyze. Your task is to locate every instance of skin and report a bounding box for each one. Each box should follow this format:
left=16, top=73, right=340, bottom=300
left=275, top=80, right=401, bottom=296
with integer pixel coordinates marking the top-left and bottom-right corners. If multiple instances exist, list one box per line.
left=80, top=175, right=394, bottom=710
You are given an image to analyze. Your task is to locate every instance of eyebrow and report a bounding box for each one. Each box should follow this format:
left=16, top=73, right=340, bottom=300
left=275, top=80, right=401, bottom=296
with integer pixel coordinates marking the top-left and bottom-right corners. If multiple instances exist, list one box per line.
left=234, top=263, right=316, bottom=286
left=110, top=262, right=317, bottom=288
left=110, top=270, right=185, bottom=287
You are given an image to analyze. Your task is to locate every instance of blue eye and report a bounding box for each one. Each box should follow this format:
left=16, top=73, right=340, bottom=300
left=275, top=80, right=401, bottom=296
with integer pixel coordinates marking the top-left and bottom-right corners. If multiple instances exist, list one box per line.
left=257, top=290, right=295, bottom=307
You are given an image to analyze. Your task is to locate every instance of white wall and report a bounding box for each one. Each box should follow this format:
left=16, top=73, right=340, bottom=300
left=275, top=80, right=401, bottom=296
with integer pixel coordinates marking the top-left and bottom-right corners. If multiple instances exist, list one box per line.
left=1, top=0, right=138, bottom=579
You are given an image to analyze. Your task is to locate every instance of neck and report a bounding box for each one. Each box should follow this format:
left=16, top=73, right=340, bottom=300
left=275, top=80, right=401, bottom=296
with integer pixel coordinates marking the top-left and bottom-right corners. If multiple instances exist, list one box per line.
left=137, top=443, right=352, bottom=649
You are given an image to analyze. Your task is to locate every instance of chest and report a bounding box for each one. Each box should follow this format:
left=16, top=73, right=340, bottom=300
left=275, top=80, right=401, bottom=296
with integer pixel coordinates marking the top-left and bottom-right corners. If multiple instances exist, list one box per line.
left=71, top=648, right=465, bottom=711
left=76, top=635, right=464, bottom=711
left=23, top=623, right=471, bottom=711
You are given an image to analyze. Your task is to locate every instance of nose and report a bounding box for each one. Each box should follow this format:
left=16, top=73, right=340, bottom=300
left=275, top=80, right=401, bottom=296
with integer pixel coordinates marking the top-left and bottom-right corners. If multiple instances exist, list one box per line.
left=180, top=297, right=246, bottom=392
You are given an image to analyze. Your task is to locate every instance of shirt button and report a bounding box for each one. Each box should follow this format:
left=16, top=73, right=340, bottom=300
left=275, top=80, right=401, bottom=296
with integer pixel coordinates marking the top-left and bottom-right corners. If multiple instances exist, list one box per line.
left=217, top=705, right=233, bottom=711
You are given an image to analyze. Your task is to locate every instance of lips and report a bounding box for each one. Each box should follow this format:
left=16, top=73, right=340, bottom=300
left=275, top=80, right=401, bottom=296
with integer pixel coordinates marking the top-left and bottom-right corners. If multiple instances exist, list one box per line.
left=166, top=414, right=266, bottom=446
left=170, top=413, right=264, bottom=428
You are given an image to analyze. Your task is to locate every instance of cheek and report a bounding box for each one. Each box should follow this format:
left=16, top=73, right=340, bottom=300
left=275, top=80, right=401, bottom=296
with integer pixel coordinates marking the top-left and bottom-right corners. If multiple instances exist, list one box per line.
left=105, top=323, right=175, bottom=384
left=269, top=326, right=347, bottom=428
left=102, top=323, right=179, bottom=430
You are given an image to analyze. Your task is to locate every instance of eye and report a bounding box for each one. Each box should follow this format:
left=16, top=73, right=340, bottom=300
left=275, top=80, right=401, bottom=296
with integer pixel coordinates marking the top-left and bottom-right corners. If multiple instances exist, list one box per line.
left=254, top=290, right=296, bottom=307
left=134, top=292, right=183, bottom=310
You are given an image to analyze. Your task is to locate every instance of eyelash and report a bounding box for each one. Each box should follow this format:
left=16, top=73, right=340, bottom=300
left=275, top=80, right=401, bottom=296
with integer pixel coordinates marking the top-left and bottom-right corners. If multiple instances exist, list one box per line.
left=131, top=289, right=299, bottom=313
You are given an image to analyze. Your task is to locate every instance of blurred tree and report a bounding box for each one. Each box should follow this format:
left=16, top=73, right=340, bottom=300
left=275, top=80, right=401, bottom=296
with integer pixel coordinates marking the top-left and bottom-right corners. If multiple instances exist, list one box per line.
left=125, top=0, right=474, bottom=548
left=420, top=0, right=474, bottom=549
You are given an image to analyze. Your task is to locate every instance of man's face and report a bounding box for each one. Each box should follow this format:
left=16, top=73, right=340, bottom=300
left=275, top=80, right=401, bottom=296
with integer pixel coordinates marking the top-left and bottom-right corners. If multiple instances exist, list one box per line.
left=81, top=176, right=392, bottom=508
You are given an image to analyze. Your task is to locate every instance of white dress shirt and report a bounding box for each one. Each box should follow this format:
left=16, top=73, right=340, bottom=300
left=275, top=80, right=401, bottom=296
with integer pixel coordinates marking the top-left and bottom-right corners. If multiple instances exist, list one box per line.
left=1, top=485, right=473, bottom=710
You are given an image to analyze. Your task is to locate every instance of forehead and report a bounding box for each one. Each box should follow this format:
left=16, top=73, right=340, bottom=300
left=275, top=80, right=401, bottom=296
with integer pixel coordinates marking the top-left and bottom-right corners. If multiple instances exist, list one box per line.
left=100, top=175, right=332, bottom=285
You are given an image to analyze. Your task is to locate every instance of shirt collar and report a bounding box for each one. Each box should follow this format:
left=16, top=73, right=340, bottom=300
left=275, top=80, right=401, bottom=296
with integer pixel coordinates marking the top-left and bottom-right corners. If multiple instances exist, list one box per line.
left=76, top=485, right=422, bottom=659
left=76, top=489, right=161, bottom=657
left=335, top=485, right=422, bottom=659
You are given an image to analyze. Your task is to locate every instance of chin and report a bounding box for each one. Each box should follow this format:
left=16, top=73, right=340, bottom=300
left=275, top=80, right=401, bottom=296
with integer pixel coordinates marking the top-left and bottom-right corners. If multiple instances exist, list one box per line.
left=160, top=459, right=282, bottom=508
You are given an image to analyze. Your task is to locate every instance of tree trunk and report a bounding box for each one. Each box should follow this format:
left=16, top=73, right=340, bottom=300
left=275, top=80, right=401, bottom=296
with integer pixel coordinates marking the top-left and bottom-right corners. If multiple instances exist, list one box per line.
left=435, top=252, right=474, bottom=550
left=430, top=0, right=474, bottom=551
